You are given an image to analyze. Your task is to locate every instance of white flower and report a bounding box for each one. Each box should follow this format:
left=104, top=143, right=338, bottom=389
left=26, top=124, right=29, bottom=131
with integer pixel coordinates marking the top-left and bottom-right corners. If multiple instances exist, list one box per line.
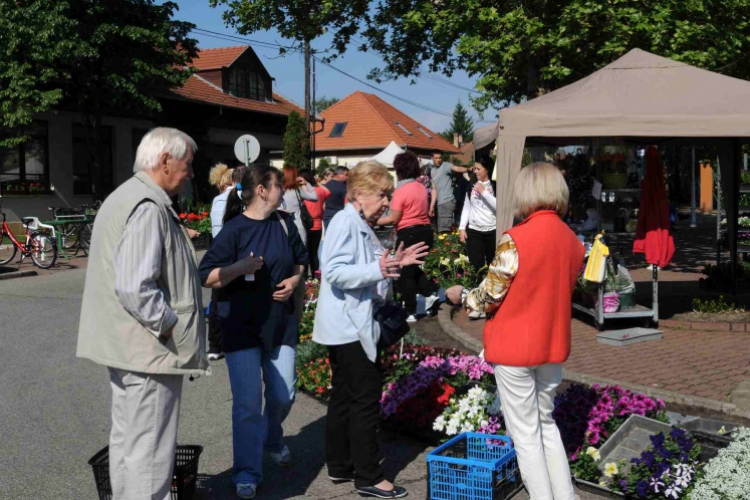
left=664, top=484, right=682, bottom=499
left=604, top=463, right=618, bottom=478
left=673, top=475, right=690, bottom=489
left=650, top=477, right=665, bottom=493
left=433, top=416, right=445, bottom=432
left=453, top=254, right=470, bottom=266
left=446, top=421, right=459, bottom=436
left=585, top=447, right=601, bottom=462
left=691, top=427, right=750, bottom=499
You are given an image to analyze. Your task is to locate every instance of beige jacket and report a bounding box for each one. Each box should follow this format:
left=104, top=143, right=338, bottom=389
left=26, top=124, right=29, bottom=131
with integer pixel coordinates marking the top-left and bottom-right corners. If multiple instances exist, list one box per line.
left=77, top=172, right=209, bottom=376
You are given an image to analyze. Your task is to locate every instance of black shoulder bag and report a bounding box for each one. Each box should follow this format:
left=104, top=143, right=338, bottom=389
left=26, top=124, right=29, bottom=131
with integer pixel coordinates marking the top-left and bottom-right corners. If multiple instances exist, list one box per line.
left=375, top=301, right=411, bottom=349
left=295, top=189, right=315, bottom=231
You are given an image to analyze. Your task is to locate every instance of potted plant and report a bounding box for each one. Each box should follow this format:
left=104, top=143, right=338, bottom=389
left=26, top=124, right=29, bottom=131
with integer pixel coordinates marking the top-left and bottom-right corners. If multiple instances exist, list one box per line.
left=179, top=211, right=212, bottom=250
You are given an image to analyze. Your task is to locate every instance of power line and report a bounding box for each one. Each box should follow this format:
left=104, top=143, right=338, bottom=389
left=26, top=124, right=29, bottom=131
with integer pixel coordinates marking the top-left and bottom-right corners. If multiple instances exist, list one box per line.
left=313, top=56, right=453, bottom=117
left=193, top=26, right=496, bottom=122
left=192, top=27, right=300, bottom=52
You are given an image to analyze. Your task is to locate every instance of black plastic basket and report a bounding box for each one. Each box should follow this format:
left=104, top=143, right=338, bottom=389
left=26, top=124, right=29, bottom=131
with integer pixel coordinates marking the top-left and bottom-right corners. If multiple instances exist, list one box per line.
left=88, top=445, right=203, bottom=500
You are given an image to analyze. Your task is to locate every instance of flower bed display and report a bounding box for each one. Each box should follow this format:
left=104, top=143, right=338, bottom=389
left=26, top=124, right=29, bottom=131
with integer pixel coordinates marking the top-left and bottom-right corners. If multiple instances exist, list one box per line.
left=607, top=428, right=701, bottom=499
left=294, top=231, right=744, bottom=499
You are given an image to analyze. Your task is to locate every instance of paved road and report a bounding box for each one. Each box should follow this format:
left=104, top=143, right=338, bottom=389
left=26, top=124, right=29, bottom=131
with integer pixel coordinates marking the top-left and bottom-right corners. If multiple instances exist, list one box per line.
left=0, top=269, right=598, bottom=500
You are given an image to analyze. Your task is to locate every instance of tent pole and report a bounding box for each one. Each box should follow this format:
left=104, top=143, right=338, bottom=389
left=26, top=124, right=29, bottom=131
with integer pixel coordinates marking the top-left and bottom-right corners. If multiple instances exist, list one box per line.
left=716, top=156, right=722, bottom=267
left=690, top=147, right=697, bottom=227
left=732, top=139, right=742, bottom=295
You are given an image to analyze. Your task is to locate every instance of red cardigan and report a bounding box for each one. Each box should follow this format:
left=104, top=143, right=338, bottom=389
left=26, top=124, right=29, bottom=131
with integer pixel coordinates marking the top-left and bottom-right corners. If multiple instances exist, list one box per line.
left=483, top=211, right=585, bottom=367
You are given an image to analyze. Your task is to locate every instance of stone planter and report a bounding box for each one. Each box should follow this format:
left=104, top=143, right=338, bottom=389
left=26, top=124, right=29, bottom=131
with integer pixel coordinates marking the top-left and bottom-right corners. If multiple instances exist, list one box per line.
left=574, top=477, right=624, bottom=498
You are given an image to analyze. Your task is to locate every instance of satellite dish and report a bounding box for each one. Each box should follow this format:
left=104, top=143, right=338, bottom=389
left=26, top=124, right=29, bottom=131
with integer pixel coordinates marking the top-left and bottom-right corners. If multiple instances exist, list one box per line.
left=234, top=134, right=261, bottom=166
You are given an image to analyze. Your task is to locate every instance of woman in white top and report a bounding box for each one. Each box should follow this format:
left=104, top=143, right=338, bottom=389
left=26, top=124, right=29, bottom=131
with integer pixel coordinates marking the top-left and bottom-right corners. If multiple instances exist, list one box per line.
left=282, top=165, right=318, bottom=246
left=209, top=164, right=234, bottom=238
left=459, top=157, right=497, bottom=275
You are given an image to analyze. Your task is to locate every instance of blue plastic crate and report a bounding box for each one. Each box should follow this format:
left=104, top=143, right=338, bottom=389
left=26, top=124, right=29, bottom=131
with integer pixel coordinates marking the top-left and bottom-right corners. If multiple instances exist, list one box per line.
left=426, top=433, right=522, bottom=500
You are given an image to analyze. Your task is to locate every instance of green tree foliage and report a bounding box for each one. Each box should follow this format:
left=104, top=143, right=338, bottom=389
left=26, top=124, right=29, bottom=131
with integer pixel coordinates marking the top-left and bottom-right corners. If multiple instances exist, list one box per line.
left=284, top=111, right=310, bottom=169
left=439, top=102, right=474, bottom=144
left=315, top=96, right=340, bottom=112
left=210, top=0, right=369, bottom=49
left=316, top=157, right=332, bottom=178
left=362, top=0, right=750, bottom=111
left=0, top=0, right=197, bottom=196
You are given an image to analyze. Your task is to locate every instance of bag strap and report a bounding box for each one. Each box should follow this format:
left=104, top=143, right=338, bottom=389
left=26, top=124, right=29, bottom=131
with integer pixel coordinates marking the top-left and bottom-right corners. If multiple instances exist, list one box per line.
left=275, top=210, right=289, bottom=237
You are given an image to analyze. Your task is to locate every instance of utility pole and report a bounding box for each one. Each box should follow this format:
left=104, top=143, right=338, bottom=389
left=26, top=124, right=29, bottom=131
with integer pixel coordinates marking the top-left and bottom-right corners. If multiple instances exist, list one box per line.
left=311, top=54, right=317, bottom=170
left=304, top=40, right=311, bottom=167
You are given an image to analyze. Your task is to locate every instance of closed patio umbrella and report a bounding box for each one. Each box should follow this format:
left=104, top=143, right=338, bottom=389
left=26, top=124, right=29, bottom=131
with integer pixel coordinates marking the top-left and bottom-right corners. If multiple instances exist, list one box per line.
left=633, top=146, right=675, bottom=267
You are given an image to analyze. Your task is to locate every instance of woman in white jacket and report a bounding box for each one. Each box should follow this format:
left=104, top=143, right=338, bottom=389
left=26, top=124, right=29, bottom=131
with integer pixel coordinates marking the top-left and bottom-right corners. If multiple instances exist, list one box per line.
left=459, top=158, right=496, bottom=320
left=459, top=157, right=497, bottom=274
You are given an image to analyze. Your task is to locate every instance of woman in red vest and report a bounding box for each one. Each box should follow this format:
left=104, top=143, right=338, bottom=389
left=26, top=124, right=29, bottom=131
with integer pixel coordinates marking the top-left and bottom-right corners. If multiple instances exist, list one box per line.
left=447, top=162, right=584, bottom=500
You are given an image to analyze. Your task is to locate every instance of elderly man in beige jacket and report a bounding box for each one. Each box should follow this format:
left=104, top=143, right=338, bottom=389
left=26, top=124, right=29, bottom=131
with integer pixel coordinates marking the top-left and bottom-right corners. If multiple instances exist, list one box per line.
left=77, top=128, right=209, bottom=500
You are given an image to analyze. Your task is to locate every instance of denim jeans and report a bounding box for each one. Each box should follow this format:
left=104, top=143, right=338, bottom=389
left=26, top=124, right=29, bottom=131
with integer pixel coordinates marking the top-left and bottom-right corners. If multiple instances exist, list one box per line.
left=225, top=345, right=297, bottom=486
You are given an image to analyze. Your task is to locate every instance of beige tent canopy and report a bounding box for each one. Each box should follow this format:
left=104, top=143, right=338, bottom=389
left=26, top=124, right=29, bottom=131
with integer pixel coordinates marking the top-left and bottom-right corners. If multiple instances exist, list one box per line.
left=493, top=48, right=750, bottom=286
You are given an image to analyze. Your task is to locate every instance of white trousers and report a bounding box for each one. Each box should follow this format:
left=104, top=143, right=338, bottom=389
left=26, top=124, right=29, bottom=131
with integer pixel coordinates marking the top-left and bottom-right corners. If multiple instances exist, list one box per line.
left=108, top=368, right=183, bottom=500
left=494, top=363, right=575, bottom=500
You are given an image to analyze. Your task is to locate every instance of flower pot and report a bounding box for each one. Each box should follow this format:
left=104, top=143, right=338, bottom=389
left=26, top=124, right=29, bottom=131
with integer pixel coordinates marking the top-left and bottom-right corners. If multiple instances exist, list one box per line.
left=618, top=292, right=635, bottom=309
left=191, top=233, right=212, bottom=251
left=597, top=292, right=620, bottom=313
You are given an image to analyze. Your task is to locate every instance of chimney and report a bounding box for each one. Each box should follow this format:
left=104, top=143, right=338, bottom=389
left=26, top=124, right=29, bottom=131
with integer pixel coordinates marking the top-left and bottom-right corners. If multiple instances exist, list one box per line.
left=453, top=133, right=463, bottom=148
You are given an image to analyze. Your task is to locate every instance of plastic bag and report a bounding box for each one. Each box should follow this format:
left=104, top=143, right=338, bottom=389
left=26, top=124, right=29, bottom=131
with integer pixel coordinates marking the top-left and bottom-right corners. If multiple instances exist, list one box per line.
left=584, top=234, right=609, bottom=283
left=616, top=264, right=636, bottom=294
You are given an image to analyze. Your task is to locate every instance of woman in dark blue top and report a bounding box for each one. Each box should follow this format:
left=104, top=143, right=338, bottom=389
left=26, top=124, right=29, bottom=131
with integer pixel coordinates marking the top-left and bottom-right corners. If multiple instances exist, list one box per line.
left=199, top=164, right=307, bottom=499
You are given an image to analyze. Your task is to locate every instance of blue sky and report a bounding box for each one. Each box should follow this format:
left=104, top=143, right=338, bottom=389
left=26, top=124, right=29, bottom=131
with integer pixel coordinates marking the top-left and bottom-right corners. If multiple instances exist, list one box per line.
left=173, top=1, right=496, bottom=135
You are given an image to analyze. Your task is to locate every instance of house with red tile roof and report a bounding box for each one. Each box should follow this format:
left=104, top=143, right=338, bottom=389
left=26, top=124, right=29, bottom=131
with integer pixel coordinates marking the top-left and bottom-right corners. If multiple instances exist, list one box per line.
left=4, top=45, right=305, bottom=219
left=304, top=91, right=460, bottom=168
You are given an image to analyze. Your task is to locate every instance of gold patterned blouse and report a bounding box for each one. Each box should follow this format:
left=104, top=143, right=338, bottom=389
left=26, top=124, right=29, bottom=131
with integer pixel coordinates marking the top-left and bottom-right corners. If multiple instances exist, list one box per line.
left=461, top=233, right=519, bottom=313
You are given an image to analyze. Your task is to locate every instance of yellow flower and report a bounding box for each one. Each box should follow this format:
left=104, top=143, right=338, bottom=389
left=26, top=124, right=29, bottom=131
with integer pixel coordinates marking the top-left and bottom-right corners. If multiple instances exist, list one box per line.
left=604, top=463, right=618, bottom=478
left=586, top=447, right=601, bottom=462
left=718, top=426, right=727, bottom=435
left=440, top=257, right=451, bottom=266
left=438, top=234, right=447, bottom=240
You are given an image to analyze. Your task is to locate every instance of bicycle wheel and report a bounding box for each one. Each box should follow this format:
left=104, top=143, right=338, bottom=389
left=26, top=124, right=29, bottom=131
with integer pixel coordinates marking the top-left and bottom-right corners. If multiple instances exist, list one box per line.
left=59, top=223, right=79, bottom=250
left=0, top=231, right=18, bottom=265
left=80, top=223, right=92, bottom=256
left=29, top=231, right=57, bottom=269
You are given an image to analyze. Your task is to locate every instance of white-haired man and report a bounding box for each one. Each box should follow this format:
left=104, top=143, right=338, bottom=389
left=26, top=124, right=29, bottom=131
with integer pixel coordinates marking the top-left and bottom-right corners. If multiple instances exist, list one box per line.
left=77, top=127, right=209, bottom=500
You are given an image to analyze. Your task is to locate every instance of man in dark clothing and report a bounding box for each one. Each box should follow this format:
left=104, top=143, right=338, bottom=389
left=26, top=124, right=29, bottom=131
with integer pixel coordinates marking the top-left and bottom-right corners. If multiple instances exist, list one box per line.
left=322, top=166, right=349, bottom=230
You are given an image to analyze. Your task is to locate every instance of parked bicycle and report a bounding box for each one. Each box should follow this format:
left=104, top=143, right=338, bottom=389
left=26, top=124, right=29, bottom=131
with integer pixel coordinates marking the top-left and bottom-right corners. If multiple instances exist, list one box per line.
left=0, top=199, right=58, bottom=269
left=48, top=201, right=100, bottom=255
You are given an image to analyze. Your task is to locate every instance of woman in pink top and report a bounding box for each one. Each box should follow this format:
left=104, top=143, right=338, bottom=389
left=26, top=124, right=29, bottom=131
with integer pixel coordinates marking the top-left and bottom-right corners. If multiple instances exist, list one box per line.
left=299, top=168, right=329, bottom=276
left=377, top=152, right=440, bottom=321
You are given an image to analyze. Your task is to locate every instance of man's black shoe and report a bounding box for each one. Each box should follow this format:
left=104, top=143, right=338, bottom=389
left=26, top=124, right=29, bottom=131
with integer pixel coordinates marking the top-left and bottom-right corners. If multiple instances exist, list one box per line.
left=356, top=485, right=407, bottom=499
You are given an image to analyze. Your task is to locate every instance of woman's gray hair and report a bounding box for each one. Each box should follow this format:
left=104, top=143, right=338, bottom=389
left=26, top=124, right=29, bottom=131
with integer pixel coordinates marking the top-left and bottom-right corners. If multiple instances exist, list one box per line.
left=133, top=127, right=198, bottom=173
left=513, top=162, right=569, bottom=219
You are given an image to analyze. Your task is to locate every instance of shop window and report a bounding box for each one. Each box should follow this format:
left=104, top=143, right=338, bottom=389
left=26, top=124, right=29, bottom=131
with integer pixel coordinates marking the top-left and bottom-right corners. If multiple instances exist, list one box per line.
left=72, top=124, right=114, bottom=196
left=0, top=121, right=50, bottom=196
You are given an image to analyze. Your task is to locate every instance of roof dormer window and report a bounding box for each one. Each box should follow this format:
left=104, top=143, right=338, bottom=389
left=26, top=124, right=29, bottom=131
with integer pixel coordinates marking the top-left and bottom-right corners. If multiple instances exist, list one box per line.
left=229, top=67, right=269, bottom=101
